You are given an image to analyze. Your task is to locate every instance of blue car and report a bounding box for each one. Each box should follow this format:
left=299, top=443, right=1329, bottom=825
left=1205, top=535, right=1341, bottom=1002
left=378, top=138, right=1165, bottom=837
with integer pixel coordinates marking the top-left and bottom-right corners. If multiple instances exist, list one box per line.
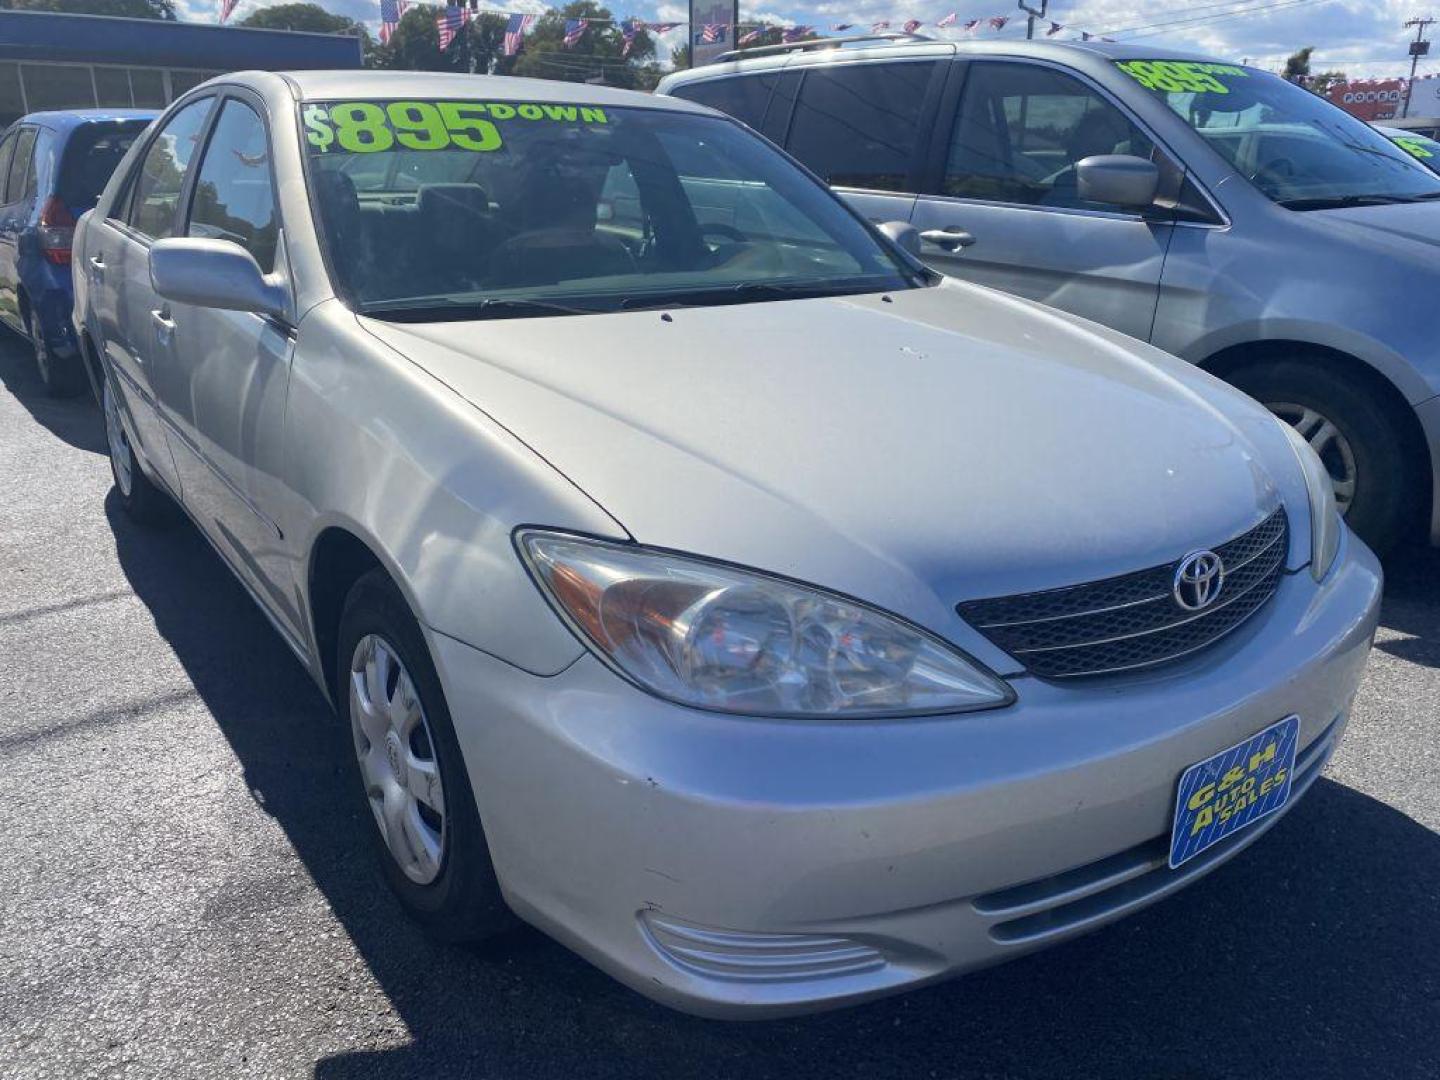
left=0, top=108, right=156, bottom=397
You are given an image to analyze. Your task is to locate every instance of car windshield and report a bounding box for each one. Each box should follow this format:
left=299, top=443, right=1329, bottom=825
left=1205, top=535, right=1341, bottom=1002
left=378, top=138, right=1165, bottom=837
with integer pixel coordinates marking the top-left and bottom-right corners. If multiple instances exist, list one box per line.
left=300, top=99, right=923, bottom=319
left=1115, top=60, right=1440, bottom=208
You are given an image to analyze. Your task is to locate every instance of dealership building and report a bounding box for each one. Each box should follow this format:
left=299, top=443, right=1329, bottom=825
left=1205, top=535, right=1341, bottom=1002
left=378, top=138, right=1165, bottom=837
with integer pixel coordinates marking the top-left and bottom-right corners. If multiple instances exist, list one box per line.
left=0, top=8, right=362, bottom=127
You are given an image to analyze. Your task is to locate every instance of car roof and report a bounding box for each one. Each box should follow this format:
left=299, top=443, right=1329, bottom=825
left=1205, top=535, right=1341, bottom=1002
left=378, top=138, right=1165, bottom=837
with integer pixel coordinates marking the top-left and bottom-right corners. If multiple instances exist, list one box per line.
left=273, top=69, right=710, bottom=114
left=20, top=108, right=159, bottom=131
left=661, top=35, right=1224, bottom=85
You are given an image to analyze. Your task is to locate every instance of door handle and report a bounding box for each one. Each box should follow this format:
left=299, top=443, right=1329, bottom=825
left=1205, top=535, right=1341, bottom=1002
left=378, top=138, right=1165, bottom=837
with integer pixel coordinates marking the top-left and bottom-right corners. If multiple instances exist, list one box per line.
left=919, top=228, right=976, bottom=253
left=88, top=254, right=105, bottom=277
left=151, top=306, right=175, bottom=344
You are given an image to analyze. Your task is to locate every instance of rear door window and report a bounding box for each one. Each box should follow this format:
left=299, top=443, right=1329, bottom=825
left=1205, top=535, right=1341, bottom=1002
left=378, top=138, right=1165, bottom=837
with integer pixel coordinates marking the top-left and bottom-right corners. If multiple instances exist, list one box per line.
left=670, top=75, right=775, bottom=130
left=126, top=97, right=213, bottom=240
left=785, top=61, right=938, bottom=192
left=943, top=61, right=1155, bottom=210
left=5, top=126, right=36, bottom=205
left=57, top=121, right=150, bottom=212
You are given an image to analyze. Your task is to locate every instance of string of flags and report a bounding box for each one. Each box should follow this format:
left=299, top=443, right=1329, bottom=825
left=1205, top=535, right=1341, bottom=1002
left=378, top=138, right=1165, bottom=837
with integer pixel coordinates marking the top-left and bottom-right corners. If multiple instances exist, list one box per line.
left=380, top=2, right=1115, bottom=58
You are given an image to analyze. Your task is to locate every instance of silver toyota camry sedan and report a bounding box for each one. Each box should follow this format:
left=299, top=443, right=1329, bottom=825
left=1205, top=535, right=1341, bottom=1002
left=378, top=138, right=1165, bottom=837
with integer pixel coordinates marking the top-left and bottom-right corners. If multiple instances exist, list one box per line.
left=72, top=71, right=1382, bottom=1018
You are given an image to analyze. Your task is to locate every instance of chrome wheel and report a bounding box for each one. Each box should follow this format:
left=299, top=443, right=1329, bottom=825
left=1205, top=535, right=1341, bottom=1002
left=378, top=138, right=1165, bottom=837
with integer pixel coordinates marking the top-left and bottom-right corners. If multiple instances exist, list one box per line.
left=1268, top=401, right=1357, bottom=515
left=103, top=377, right=133, bottom=498
left=350, top=633, right=446, bottom=885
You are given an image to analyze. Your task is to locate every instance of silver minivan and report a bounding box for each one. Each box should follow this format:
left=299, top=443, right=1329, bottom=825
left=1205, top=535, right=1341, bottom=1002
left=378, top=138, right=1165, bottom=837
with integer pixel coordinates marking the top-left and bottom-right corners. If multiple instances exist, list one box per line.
left=660, top=39, right=1440, bottom=554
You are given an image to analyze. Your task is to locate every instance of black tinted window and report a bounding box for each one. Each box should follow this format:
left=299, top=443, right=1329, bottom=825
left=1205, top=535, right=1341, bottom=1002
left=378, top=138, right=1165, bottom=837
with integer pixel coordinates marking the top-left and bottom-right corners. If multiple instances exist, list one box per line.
left=6, top=127, right=35, bottom=204
left=128, top=97, right=212, bottom=239
left=58, top=121, right=149, bottom=211
left=187, top=100, right=278, bottom=272
left=671, top=76, right=774, bottom=131
left=0, top=133, right=16, bottom=200
left=786, top=61, right=936, bottom=191
left=944, top=62, right=1155, bottom=209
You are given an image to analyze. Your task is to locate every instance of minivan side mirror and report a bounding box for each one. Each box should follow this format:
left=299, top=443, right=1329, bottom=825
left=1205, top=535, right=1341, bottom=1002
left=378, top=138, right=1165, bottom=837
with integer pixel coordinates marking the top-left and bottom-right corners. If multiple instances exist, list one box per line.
left=149, top=238, right=289, bottom=322
left=875, top=220, right=921, bottom=257
left=1076, top=155, right=1161, bottom=210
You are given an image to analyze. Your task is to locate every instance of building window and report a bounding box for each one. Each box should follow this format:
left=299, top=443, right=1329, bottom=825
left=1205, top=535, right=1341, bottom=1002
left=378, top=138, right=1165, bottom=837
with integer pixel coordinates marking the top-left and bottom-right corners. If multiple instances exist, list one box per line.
left=94, top=67, right=133, bottom=107
left=130, top=68, right=166, bottom=108
left=20, top=63, right=97, bottom=112
left=0, top=63, right=23, bottom=126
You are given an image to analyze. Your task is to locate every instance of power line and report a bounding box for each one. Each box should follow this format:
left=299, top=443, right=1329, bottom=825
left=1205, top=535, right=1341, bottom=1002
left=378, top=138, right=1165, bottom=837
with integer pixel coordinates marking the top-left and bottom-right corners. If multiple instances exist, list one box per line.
left=1105, top=0, right=1341, bottom=40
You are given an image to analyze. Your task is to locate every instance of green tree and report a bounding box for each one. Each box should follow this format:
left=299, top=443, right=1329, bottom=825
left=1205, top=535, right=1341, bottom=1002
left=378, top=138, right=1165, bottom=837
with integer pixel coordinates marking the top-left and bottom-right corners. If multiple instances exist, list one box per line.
left=368, top=3, right=449, bottom=71
left=240, top=2, right=361, bottom=35
left=670, top=42, right=690, bottom=69
left=1283, top=46, right=1314, bottom=81
left=0, top=0, right=175, bottom=16
left=510, top=2, right=656, bottom=89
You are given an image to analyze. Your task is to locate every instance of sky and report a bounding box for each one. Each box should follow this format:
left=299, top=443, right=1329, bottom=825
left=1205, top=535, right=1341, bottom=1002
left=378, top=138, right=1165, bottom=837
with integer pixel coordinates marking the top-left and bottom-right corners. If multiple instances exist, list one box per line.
left=177, top=0, right=1440, bottom=77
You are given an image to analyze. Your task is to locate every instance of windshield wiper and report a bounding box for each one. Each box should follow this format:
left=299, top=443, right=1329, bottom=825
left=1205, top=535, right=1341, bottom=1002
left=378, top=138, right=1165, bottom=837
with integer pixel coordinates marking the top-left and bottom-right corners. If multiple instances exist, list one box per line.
left=618, top=280, right=888, bottom=312
left=1276, top=193, right=1423, bottom=210
left=359, top=296, right=596, bottom=321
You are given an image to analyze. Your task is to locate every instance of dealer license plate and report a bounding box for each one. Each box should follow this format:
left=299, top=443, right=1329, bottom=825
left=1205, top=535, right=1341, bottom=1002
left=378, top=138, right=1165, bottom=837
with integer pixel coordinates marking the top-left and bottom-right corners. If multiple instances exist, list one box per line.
left=1169, top=716, right=1299, bottom=869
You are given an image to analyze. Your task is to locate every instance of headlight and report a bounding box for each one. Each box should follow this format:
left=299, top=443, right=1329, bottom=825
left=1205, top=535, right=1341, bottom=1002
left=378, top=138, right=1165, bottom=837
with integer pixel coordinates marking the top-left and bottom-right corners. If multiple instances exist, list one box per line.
left=1279, top=421, right=1342, bottom=580
left=518, top=531, right=1014, bottom=718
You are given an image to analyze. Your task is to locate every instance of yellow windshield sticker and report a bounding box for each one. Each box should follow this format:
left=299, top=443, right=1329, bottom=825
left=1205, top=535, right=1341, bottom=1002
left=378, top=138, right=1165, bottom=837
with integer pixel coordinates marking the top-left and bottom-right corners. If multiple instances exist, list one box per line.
left=1393, top=135, right=1435, bottom=159
left=302, top=100, right=609, bottom=154
left=1116, top=60, right=1249, bottom=95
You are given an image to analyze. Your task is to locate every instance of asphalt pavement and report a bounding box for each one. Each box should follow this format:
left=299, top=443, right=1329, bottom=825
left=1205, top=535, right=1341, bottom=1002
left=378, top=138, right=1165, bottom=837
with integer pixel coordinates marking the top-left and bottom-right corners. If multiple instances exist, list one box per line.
left=1, top=334, right=1437, bottom=1080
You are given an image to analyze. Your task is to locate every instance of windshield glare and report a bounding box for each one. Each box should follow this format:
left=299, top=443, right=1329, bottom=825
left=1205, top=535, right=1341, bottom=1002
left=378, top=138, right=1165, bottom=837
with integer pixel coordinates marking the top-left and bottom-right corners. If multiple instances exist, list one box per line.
left=1116, top=61, right=1440, bottom=206
left=300, top=100, right=920, bottom=318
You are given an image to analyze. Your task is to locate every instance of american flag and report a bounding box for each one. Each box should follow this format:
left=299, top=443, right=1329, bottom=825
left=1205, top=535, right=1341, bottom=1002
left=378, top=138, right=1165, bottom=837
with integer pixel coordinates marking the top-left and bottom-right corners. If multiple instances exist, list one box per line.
left=902, top=18, right=920, bottom=33
left=563, top=17, right=588, bottom=47
left=831, top=22, right=853, bottom=30
left=700, top=23, right=724, bottom=43
left=936, top=12, right=957, bottom=27
left=870, top=20, right=890, bottom=31
left=503, top=12, right=534, bottom=55
left=621, top=17, right=641, bottom=55
left=961, top=18, right=979, bottom=31
left=436, top=5, right=467, bottom=50
left=988, top=15, right=1008, bottom=30
left=738, top=26, right=762, bottom=44
left=219, top=0, right=239, bottom=22
left=782, top=24, right=810, bottom=42
left=379, top=0, right=411, bottom=44
left=1045, top=21, right=1064, bottom=36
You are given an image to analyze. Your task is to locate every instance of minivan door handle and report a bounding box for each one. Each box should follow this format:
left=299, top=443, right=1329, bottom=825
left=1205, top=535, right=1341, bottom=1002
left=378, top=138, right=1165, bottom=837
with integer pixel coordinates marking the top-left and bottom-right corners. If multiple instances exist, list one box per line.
left=919, top=228, right=976, bottom=253
left=88, top=254, right=105, bottom=281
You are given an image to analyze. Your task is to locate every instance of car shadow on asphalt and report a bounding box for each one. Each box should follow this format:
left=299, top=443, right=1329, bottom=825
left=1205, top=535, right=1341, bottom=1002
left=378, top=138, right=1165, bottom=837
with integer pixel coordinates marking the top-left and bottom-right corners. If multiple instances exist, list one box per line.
left=100, top=493, right=1440, bottom=1080
left=1374, top=541, right=1440, bottom=668
left=0, top=335, right=106, bottom=455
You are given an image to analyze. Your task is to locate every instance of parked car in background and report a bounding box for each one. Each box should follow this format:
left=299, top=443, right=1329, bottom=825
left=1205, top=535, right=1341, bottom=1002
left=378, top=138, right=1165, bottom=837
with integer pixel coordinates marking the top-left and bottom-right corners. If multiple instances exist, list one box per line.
left=74, top=71, right=1381, bottom=1017
left=661, top=40, right=1440, bottom=555
left=1382, top=114, right=1440, bottom=140
left=0, top=109, right=156, bottom=396
left=1374, top=124, right=1440, bottom=173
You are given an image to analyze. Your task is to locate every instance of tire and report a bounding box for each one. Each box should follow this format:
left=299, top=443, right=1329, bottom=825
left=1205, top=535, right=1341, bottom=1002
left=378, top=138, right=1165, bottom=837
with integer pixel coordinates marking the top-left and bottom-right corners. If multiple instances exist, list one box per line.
left=26, top=308, right=84, bottom=398
left=102, top=369, right=175, bottom=526
left=338, top=568, right=515, bottom=943
left=1226, top=358, right=1414, bottom=555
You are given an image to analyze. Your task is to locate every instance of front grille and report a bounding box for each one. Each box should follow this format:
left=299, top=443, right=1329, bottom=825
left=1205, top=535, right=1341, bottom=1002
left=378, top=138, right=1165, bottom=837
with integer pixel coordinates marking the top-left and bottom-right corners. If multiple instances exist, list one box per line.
left=958, top=508, right=1289, bottom=679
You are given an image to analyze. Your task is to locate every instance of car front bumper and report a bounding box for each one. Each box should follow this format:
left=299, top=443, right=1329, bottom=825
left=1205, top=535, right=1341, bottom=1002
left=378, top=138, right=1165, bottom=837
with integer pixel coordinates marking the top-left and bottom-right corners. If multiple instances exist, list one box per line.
left=430, top=530, right=1382, bottom=1018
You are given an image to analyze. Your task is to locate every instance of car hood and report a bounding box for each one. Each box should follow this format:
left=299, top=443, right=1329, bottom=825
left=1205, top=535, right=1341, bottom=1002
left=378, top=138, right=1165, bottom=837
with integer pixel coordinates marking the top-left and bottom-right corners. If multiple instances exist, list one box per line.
left=359, top=280, right=1290, bottom=652
left=1301, top=199, right=1440, bottom=260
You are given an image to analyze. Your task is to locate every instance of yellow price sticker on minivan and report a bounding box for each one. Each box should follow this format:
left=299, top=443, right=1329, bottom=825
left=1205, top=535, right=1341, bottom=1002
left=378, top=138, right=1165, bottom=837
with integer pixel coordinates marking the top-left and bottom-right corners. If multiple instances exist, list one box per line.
left=302, top=100, right=610, bottom=154
left=1393, top=135, right=1435, bottom=160
left=1116, top=60, right=1249, bottom=95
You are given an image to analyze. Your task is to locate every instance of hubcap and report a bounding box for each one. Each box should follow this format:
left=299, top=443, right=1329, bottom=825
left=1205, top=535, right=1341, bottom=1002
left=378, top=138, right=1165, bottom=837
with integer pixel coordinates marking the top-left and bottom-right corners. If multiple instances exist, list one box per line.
left=349, top=634, right=446, bottom=885
left=1267, top=401, right=1357, bottom=515
left=103, top=378, right=133, bottom=498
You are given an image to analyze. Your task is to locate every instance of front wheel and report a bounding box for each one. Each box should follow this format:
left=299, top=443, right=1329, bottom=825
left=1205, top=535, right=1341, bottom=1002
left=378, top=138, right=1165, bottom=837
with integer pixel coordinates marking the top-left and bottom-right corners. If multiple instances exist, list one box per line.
left=1226, top=358, right=1414, bottom=555
left=338, top=569, right=514, bottom=943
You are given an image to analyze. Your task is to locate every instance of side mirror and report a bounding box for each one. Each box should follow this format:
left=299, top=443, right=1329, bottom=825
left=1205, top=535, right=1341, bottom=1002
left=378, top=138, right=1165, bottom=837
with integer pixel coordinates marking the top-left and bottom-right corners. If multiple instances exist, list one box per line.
left=149, top=238, right=289, bottom=321
left=1076, top=154, right=1161, bottom=210
left=875, top=219, right=921, bottom=257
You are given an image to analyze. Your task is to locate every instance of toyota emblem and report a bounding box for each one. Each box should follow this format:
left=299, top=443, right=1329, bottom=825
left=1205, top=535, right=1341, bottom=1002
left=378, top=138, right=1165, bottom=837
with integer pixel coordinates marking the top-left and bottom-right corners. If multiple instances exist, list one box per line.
left=1173, top=550, right=1225, bottom=611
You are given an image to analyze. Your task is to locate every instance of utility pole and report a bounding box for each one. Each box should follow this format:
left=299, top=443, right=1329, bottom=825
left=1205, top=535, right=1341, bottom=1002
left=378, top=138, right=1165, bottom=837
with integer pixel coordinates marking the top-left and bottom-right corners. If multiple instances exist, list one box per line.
left=1403, top=16, right=1434, bottom=117
left=1018, top=0, right=1047, bottom=40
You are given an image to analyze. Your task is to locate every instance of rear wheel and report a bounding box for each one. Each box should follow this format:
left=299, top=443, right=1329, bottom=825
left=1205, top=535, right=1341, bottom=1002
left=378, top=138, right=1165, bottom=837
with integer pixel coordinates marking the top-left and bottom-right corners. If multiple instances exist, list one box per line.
left=1226, top=358, right=1414, bottom=555
left=103, top=371, right=173, bottom=525
left=338, top=569, right=514, bottom=943
left=25, top=305, right=84, bottom=398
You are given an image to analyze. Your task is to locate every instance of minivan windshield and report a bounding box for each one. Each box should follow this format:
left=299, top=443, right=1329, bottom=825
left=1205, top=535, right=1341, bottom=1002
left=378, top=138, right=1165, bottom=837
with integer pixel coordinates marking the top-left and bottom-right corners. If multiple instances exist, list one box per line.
left=1115, top=60, right=1440, bottom=208
left=300, top=99, right=923, bottom=319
